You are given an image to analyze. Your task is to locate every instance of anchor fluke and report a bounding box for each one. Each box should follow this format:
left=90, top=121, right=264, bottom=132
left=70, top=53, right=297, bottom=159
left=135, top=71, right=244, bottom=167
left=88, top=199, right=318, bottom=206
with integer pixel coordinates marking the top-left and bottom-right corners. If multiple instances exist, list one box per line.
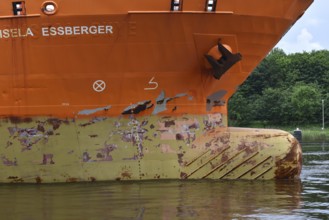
left=205, top=42, right=242, bottom=80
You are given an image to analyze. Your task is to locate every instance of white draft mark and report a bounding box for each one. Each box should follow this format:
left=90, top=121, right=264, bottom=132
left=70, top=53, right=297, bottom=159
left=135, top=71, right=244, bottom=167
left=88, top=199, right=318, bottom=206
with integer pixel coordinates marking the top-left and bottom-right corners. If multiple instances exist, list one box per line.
left=144, top=77, right=159, bottom=90
left=93, top=80, right=106, bottom=92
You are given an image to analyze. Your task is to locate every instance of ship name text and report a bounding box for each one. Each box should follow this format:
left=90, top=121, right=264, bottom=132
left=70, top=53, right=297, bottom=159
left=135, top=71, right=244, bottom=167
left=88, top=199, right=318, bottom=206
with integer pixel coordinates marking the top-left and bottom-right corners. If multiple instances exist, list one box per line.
left=0, top=25, right=114, bottom=39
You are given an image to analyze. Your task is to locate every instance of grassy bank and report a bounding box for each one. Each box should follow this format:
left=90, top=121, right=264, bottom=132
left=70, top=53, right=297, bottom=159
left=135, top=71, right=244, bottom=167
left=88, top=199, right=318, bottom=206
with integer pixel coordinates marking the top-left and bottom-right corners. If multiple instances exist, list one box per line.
left=240, top=122, right=329, bottom=143
left=288, top=127, right=329, bottom=143
left=270, top=126, right=329, bottom=143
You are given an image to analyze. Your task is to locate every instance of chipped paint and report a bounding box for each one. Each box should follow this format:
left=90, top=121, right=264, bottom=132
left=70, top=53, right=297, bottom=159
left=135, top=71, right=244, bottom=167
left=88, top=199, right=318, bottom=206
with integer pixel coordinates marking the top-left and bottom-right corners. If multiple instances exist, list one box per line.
left=122, top=101, right=153, bottom=115
left=42, top=154, right=55, bottom=165
left=78, top=105, right=112, bottom=115
left=0, top=115, right=302, bottom=183
left=152, top=91, right=188, bottom=115
left=0, top=0, right=313, bottom=184
left=79, top=117, right=107, bottom=127
left=206, top=90, right=227, bottom=111
left=1, top=156, right=17, bottom=166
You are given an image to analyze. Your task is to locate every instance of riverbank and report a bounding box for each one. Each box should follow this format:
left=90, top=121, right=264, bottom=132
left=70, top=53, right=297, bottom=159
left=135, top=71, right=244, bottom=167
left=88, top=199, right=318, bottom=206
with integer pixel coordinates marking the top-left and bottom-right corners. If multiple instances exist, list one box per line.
left=239, top=123, right=329, bottom=143
left=275, top=126, right=328, bottom=143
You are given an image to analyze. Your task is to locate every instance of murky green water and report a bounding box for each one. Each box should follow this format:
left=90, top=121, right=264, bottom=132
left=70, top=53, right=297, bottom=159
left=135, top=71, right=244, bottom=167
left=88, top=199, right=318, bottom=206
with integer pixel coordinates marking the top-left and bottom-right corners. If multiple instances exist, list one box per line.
left=0, top=144, right=328, bottom=220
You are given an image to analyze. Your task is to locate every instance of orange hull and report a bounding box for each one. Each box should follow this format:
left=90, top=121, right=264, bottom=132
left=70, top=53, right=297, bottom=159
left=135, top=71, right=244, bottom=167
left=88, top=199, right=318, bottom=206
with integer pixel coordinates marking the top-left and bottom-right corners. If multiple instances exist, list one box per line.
left=0, top=0, right=311, bottom=183
left=0, top=0, right=312, bottom=119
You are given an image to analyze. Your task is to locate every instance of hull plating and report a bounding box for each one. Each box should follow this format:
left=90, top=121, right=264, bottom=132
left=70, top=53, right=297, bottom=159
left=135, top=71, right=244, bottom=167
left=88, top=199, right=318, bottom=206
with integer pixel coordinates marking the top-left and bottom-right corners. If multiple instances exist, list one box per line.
left=0, top=115, right=301, bottom=183
left=0, top=0, right=312, bottom=182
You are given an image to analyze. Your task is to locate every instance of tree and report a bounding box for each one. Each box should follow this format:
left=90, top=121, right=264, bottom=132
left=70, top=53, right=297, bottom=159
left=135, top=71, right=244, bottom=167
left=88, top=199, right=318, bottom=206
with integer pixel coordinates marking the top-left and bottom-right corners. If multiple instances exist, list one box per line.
left=228, top=49, right=329, bottom=127
left=290, top=83, right=322, bottom=124
left=255, top=88, right=292, bottom=125
left=228, top=92, right=255, bottom=126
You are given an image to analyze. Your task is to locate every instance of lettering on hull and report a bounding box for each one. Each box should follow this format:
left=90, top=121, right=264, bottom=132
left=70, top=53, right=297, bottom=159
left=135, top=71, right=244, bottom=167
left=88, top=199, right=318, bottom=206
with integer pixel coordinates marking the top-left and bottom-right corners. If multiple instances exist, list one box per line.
left=0, top=25, right=114, bottom=39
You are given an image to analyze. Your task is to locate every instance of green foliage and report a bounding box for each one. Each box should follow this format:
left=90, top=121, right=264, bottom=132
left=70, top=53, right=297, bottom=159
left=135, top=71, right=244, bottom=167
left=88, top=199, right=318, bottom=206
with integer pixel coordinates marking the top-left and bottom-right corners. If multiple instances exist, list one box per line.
left=228, top=49, right=329, bottom=127
left=290, top=83, right=322, bottom=124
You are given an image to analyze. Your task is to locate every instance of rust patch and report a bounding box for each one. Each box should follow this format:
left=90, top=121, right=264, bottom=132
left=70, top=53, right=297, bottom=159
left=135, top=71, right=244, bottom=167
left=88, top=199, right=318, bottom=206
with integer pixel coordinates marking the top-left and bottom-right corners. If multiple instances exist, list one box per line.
left=221, top=152, right=229, bottom=163
left=177, top=152, right=184, bottom=165
left=247, top=134, right=271, bottom=139
left=42, top=154, right=55, bottom=165
left=121, top=171, right=132, bottom=179
left=275, top=140, right=302, bottom=179
left=79, top=117, right=107, bottom=127
left=189, top=123, right=199, bottom=129
left=176, top=134, right=184, bottom=140
left=284, top=140, right=300, bottom=163
left=35, top=176, right=42, bottom=184
left=164, top=120, right=175, bottom=127
left=276, top=167, right=299, bottom=179
left=237, top=141, right=260, bottom=157
left=37, top=124, right=45, bottom=133
left=66, top=178, right=79, bottom=183
left=89, top=177, right=96, bottom=182
left=9, top=117, right=33, bottom=124
left=7, top=176, right=24, bottom=183
left=180, top=172, right=188, bottom=179
left=47, top=118, right=63, bottom=130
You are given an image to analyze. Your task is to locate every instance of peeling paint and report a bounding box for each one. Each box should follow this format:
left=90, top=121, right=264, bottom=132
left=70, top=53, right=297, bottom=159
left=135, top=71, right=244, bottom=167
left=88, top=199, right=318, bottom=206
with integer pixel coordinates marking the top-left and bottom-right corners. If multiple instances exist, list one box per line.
left=79, top=117, right=107, bottom=127
left=275, top=139, right=302, bottom=179
left=66, top=178, right=79, bottom=183
left=122, top=101, right=153, bottom=115
left=35, top=176, right=42, bottom=184
left=1, top=156, right=17, bottom=166
left=152, top=91, right=188, bottom=115
left=121, top=171, right=132, bottom=179
left=96, top=144, right=117, bottom=161
left=7, top=176, right=24, bottom=183
left=157, top=117, right=199, bottom=144
left=82, top=152, right=92, bottom=162
left=9, top=117, right=33, bottom=124
left=47, top=118, right=68, bottom=130
left=42, top=154, right=55, bottom=165
left=206, top=90, right=227, bottom=111
left=8, top=127, right=48, bottom=151
left=204, top=113, right=224, bottom=130
left=0, top=116, right=302, bottom=183
left=78, top=105, right=112, bottom=115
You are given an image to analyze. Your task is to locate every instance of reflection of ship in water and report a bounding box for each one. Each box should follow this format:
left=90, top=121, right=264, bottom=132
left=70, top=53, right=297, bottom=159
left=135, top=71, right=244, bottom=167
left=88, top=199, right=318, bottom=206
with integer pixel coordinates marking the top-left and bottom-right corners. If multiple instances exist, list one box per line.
left=131, top=180, right=303, bottom=219
left=0, top=0, right=312, bottom=183
left=161, top=180, right=302, bottom=219
left=0, top=180, right=303, bottom=219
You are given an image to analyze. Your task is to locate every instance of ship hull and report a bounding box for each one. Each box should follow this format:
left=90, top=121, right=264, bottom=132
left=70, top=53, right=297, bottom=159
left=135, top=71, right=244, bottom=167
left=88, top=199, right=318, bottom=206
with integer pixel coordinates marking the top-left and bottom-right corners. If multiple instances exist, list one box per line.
left=1, top=115, right=301, bottom=183
left=0, top=0, right=312, bottom=182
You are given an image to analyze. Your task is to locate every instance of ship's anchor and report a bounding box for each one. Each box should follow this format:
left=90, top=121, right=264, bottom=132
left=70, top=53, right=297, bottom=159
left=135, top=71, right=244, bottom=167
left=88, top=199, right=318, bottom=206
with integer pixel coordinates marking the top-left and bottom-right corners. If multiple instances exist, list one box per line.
left=205, top=41, right=242, bottom=80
